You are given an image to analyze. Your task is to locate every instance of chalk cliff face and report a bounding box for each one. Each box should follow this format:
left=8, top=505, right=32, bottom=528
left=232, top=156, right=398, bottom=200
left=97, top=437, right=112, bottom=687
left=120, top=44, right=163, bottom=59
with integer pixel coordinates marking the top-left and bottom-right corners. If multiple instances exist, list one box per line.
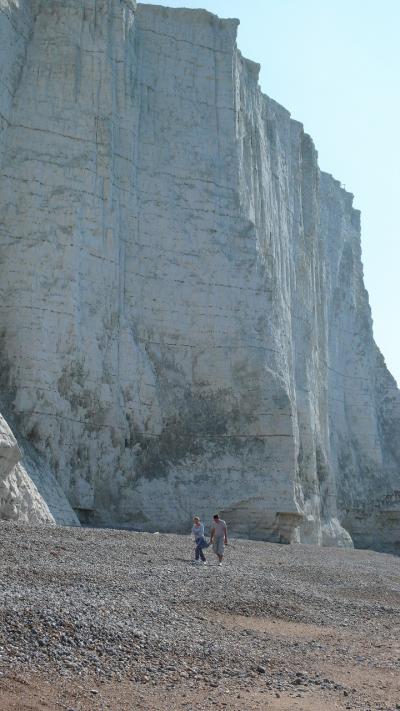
left=0, top=412, right=79, bottom=525
left=0, top=1, right=399, bottom=549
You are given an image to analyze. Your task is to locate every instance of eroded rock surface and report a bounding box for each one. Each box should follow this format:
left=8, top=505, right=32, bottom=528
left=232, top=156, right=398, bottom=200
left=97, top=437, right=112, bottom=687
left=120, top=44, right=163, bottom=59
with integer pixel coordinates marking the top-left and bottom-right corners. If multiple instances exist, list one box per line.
left=0, top=0, right=399, bottom=548
left=0, top=414, right=79, bottom=525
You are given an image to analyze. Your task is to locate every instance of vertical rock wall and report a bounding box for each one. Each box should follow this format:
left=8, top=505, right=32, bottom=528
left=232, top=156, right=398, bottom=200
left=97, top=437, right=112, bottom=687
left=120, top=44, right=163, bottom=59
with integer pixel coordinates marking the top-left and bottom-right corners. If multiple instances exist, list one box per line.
left=0, top=0, right=138, bottom=523
left=0, top=0, right=79, bottom=525
left=0, top=1, right=398, bottom=548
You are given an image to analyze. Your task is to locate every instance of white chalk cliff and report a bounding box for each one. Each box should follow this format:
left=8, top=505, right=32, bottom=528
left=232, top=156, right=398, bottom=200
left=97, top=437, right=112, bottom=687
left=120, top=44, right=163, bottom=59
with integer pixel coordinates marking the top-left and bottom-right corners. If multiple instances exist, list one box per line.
left=0, top=0, right=399, bottom=549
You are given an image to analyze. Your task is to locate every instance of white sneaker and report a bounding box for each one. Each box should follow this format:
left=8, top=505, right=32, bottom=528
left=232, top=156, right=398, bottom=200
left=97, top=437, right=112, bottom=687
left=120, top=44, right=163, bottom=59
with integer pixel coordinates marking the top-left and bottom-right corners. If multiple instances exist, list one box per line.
left=202, top=561, right=207, bottom=565
left=218, top=562, right=222, bottom=567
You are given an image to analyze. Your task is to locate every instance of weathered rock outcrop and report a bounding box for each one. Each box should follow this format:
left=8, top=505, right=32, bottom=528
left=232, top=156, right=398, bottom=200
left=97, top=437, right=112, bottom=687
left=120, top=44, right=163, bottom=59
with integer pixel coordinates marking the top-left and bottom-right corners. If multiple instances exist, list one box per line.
left=0, top=0, right=399, bottom=549
left=0, top=413, right=79, bottom=525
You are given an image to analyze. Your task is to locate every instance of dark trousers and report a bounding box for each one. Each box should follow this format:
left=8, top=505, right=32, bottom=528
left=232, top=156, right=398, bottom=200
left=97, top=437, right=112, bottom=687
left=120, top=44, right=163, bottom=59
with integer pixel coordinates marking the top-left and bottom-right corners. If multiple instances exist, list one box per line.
left=195, top=540, right=206, bottom=561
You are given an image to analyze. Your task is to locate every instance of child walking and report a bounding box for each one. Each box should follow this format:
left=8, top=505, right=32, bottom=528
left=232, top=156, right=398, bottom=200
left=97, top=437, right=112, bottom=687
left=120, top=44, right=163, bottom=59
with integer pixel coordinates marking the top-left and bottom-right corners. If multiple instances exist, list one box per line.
left=191, top=515, right=207, bottom=564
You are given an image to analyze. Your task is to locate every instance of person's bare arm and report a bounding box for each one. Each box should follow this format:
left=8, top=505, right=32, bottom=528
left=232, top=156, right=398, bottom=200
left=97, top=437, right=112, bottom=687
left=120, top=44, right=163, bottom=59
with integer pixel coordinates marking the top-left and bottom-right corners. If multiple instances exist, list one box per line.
left=224, top=524, right=228, bottom=545
left=210, top=525, right=215, bottom=543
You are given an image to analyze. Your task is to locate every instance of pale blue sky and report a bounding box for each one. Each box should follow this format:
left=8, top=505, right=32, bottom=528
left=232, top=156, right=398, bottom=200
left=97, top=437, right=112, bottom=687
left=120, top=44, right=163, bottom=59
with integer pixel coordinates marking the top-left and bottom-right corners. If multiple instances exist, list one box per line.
left=142, top=1, right=400, bottom=385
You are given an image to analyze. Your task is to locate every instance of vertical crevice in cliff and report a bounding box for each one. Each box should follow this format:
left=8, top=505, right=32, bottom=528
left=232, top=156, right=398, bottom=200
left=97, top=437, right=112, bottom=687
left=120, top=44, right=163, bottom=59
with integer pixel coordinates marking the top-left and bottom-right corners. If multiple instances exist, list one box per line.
left=0, top=0, right=37, bottom=169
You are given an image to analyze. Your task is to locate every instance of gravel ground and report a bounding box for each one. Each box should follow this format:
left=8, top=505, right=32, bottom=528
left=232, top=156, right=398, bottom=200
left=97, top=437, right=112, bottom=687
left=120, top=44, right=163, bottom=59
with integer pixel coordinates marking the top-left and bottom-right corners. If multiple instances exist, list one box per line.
left=0, top=521, right=400, bottom=710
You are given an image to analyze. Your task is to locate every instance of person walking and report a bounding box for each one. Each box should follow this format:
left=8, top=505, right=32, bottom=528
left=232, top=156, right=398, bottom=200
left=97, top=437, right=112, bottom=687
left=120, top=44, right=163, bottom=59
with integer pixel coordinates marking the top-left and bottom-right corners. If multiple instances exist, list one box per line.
left=192, top=515, right=207, bottom=564
left=210, top=513, right=228, bottom=566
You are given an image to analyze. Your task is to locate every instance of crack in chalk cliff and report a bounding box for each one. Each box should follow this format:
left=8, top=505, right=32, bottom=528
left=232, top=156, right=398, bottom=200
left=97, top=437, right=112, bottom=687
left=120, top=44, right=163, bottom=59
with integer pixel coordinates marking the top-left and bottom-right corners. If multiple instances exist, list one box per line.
left=138, top=84, right=236, bottom=114
left=0, top=8, right=31, bottom=42
left=123, top=269, right=272, bottom=295
left=10, top=123, right=101, bottom=144
left=0, top=304, right=75, bottom=318
left=19, top=408, right=293, bottom=440
left=138, top=26, right=233, bottom=56
left=327, top=366, right=371, bottom=381
left=0, top=174, right=129, bottom=205
left=5, top=2, right=40, bottom=106
left=141, top=340, right=278, bottom=352
left=143, top=169, right=235, bottom=193
left=0, top=117, right=10, bottom=134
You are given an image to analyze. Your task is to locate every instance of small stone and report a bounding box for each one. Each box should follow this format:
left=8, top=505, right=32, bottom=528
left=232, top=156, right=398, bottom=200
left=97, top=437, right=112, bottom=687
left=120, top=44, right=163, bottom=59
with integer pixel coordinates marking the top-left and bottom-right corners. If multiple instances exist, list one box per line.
left=257, top=665, right=266, bottom=674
